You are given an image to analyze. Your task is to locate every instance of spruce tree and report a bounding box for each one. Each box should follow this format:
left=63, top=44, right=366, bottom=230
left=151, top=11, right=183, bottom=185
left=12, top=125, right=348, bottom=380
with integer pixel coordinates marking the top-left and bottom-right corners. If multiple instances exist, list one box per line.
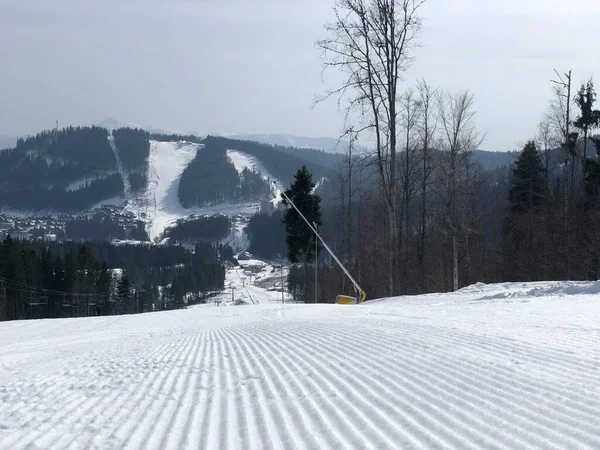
left=281, top=166, right=322, bottom=264
left=503, top=141, right=548, bottom=281
left=574, top=80, right=600, bottom=164
left=508, top=141, right=547, bottom=213
left=117, top=271, right=131, bottom=312
left=281, top=166, right=322, bottom=302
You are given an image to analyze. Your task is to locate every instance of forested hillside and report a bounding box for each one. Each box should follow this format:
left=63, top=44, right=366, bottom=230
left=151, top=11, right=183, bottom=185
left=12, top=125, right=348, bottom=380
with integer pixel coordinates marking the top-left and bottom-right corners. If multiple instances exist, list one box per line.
left=203, top=136, right=335, bottom=186
left=0, top=126, right=122, bottom=211
left=178, top=140, right=270, bottom=207
left=112, top=127, right=150, bottom=193
left=160, top=215, right=230, bottom=244
left=0, top=237, right=228, bottom=321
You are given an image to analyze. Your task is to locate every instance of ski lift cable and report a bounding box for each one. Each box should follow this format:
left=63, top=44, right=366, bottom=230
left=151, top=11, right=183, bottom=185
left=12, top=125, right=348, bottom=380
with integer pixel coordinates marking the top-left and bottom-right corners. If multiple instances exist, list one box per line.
left=0, top=276, right=112, bottom=297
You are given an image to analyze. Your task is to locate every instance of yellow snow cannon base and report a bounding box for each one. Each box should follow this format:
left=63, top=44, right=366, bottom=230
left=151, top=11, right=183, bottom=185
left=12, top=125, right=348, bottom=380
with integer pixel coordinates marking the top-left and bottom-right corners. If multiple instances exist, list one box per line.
left=336, top=295, right=358, bottom=305
left=336, top=291, right=367, bottom=305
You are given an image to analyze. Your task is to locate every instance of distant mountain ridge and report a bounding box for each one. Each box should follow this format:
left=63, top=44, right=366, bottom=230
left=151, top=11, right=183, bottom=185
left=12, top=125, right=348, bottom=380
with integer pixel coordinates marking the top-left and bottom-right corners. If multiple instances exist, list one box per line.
left=5, top=119, right=520, bottom=168
left=230, top=133, right=359, bottom=155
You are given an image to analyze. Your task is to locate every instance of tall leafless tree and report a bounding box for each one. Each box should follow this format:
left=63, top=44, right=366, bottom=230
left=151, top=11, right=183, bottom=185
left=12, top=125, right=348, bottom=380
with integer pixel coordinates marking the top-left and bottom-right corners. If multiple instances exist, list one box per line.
left=399, top=88, right=421, bottom=291
left=536, top=117, right=559, bottom=193
left=550, top=69, right=576, bottom=277
left=416, top=79, right=436, bottom=293
left=317, top=0, right=426, bottom=295
left=436, top=90, right=483, bottom=291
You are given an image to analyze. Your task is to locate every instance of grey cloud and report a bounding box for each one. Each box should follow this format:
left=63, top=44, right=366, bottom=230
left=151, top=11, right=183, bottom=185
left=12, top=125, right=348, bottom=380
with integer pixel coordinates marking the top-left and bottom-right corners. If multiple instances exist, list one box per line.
left=0, top=0, right=598, bottom=151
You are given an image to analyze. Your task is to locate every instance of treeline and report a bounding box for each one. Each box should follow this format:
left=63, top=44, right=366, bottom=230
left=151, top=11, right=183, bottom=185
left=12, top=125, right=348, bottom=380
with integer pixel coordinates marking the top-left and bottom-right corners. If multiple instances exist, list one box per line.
left=0, top=236, right=115, bottom=320
left=0, top=126, right=116, bottom=188
left=65, top=214, right=149, bottom=242
left=246, top=210, right=287, bottom=259
left=150, top=133, right=204, bottom=144
left=203, top=136, right=333, bottom=186
left=161, top=215, right=230, bottom=244
left=112, top=128, right=150, bottom=171
left=113, top=128, right=150, bottom=194
left=21, top=240, right=229, bottom=291
left=0, top=238, right=229, bottom=321
left=294, top=75, right=600, bottom=303
left=0, top=126, right=124, bottom=211
left=178, top=141, right=270, bottom=207
left=0, top=175, right=124, bottom=211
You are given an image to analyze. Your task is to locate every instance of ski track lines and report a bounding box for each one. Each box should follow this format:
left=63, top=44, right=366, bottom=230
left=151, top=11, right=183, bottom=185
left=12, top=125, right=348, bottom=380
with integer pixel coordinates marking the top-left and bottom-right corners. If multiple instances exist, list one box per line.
left=1, top=310, right=600, bottom=449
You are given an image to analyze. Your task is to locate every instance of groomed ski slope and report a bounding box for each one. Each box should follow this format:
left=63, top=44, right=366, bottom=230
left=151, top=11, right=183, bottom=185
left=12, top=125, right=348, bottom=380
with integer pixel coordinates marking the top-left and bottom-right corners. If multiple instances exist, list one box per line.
left=1, top=281, right=600, bottom=449
left=145, top=141, right=200, bottom=241
left=226, top=149, right=284, bottom=205
left=144, top=143, right=266, bottom=242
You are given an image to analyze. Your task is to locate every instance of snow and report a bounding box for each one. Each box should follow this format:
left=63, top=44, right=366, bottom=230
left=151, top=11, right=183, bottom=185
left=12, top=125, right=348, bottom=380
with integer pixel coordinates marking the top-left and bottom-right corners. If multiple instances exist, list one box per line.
left=144, top=141, right=200, bottom=241
left=226, top=148, right=284, bottom=206
left=141, top=142, right=265, bottom=241
left=226, top=149, right=275, bottom=181
left=211, top=263, right=289, bottom=306
left=66, top=173, right=116, bottom=192
left=108, top=136, right=132, bottom=198
left=88, top=196, right=123, bottom=210
left=1, top=281, right=599, bottom=449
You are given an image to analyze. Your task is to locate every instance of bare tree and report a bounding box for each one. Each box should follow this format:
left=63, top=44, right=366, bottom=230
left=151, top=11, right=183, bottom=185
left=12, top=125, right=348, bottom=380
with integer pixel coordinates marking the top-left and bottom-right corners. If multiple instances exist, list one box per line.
left=399, top=88, right=421, bottom=291
left=550, top=69, right=578, bottom=199
left=416, top=79, right=436, bottom=293
left=536, top=117, right=560, bottom=193
left=549, top=69, right=577, bottom=278
left=317, top=0, right=426, bottom=295
left=436, top=90, right=483, bottom=291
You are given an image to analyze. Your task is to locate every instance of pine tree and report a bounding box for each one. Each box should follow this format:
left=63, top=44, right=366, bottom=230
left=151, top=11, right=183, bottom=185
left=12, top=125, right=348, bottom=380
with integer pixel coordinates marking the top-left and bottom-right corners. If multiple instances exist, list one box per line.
left=503, top=141, right=548, bottom=281
left=117, top=271, right=131, bottom=311
left=282, top=166, right=322, bottom=263
left=281, top=166, right=322, bottom=302
left=574, top=79, right=600, bottom=164
left=508, top=141, right=547, bottom=214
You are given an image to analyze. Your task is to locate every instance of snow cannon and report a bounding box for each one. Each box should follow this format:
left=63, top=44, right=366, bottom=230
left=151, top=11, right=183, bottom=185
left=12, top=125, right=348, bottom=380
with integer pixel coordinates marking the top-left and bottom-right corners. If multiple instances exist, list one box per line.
left=279, top=181, right=365, bottom=305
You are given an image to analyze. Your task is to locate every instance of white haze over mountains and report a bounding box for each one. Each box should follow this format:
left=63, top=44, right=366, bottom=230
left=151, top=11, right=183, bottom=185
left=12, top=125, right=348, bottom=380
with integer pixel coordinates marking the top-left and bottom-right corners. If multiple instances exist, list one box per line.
left=95, top=119, right=355, bottom=155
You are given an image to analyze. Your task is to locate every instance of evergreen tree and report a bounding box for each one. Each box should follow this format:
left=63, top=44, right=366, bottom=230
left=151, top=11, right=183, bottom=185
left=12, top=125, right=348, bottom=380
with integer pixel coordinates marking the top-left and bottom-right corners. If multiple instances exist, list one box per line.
left=246, top=210, right=287, bottom=259
left=281, top=166, right=322, bottom=302
left=574, top=79, right=600, bottom=164
left=508, top=141, right=547, bottom=214
left=117, top=271, right=131, bottom=302
left=282, top=166, right=322, bottom=263
left=96, top=263, right=113, bottom=302
left=503, top=141, right=548, bottom=281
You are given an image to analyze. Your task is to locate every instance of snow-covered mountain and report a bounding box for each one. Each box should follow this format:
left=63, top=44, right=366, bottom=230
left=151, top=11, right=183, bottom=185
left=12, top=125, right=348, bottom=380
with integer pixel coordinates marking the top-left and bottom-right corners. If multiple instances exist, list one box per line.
left=231, top=133, right=359, bottom=155
left=97, top=119, right=359, bottom=155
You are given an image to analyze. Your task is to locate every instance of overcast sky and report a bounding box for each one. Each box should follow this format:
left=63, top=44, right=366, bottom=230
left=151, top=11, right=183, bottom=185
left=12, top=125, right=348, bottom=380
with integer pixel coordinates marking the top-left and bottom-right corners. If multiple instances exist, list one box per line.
left=0, top=0, right=598, bottom=151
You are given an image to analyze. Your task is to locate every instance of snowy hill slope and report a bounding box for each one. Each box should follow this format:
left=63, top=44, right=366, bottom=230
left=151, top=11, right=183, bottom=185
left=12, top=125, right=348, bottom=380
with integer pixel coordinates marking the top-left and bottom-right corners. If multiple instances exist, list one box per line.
left=144, top=141, right=200, bottom=241
left=226, top=148, right=283, bottom=204
left=1, top=281, right=599, bottom=449
left=140, top=142, right=267, bottom=241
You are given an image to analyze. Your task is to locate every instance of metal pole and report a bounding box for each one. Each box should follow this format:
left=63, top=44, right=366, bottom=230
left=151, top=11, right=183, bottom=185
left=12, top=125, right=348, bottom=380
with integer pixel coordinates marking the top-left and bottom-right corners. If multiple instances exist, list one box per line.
left=281, top=266, right=284, bottom=304
left=278, top=183, right=365, bottom=301
left=314, top=222, right=318, bottom=303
